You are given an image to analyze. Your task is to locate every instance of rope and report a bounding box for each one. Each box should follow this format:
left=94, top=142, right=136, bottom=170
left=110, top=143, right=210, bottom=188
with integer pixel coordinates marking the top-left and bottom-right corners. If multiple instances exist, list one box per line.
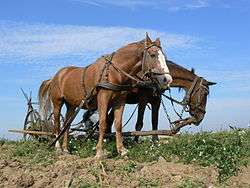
left=122, top=105, right=138, bottom=128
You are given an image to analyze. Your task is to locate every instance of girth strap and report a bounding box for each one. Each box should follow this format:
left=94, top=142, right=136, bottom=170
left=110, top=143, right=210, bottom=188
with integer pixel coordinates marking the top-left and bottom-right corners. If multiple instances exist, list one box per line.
left=81, top=65, right=91, bottom=97
left=96, top=82, right=131, bottom=91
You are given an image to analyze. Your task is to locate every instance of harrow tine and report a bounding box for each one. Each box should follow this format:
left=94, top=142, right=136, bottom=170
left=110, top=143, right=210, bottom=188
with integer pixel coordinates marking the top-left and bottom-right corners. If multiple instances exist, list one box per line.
left=30, top=91, right=32, bottom=100
left=20, top=88, right=29, bottom=102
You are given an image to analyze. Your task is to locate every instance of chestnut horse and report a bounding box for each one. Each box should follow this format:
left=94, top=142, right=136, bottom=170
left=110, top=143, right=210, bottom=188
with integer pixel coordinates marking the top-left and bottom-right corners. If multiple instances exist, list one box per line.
left=96, top=60, right=216, bottom=141
left=38, top=34, right=172, bottom=158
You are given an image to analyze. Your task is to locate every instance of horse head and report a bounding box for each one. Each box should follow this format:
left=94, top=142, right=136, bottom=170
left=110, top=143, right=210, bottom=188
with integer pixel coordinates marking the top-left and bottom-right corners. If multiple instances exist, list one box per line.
left=186, top=77, right=216, bottom=126
left=166, top=61, right=216, bottom=128
left=141, top=33, right=172, bottom=90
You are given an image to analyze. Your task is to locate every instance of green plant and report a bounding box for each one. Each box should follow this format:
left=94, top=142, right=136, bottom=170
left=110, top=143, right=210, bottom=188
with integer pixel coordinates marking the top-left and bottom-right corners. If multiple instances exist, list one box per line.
left=12, top=140, right=55, bottom=166
left=121, top=161, right=137, bottom=173
left=139, top=177, right=160, bottom=187
left=177, top=179, right=204, bottom=188
left=69, top=138, right=96, bottom=158
left=79, top=182, right=99, bottom=188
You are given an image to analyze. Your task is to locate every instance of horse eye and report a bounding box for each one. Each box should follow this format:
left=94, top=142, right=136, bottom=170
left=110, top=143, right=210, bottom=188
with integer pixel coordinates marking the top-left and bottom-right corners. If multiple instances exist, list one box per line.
left=150, top=54, right=156, bottom=58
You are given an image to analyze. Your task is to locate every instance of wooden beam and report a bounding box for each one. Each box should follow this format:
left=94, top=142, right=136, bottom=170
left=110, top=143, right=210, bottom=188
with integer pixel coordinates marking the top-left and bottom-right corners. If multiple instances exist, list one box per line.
left=9, top=129, right=178, bottom=139
left=8, top=129, right=54, bottom=136
left=107, top=130, right=176, bottom=137
left=75, top=129, right=177, bottom=139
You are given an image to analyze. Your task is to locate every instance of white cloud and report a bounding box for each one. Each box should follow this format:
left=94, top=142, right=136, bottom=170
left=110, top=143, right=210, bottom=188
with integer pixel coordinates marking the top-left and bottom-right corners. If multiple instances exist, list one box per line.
left=71, top=0, right=211, bottom=11
left=0, top=21, right=199, bottom=61
left=71, top=0, right=250, bottom=12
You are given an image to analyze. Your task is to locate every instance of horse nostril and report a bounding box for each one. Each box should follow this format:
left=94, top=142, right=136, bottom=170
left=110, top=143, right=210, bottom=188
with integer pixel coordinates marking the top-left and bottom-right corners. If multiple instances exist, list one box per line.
left=163, top=77, right=167, bottom=83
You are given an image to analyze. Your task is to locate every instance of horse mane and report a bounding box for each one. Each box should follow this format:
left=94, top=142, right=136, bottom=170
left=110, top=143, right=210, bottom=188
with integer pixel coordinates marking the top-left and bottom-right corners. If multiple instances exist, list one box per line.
left=126, top=39, right=145, bottom=46
left=114, top=39, right=145, bottom=59
left=166, top=60, right=196, bottom=76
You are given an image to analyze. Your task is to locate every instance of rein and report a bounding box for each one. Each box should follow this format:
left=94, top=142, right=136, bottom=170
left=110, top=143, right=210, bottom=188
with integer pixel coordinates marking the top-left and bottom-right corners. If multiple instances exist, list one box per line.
left=101, top=53, right=147, bottom=87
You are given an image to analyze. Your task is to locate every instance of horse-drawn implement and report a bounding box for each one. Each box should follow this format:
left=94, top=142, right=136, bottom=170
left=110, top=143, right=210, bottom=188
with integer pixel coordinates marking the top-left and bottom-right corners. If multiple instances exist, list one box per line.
left=9, top=89, right=95, bottom=139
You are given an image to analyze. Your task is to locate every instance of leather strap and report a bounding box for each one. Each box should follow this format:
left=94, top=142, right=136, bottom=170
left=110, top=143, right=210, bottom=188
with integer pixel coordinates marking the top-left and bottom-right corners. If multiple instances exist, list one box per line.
left=96, top=82, right=131, bottom=91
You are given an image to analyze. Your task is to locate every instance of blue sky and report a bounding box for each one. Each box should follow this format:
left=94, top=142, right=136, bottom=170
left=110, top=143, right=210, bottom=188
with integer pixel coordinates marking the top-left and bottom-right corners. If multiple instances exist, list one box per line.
left=0, top=0, right=250, bottom=139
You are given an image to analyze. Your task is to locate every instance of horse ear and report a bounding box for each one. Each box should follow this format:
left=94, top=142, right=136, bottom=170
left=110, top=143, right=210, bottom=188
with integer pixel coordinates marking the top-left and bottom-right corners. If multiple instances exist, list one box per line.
left=145, top=32, right=152, bottom=46
left=208, top=81, right=217, bottom=86
left=155, top=38, right=161, bottom=47
left=191, top=68, right=195, bottom=74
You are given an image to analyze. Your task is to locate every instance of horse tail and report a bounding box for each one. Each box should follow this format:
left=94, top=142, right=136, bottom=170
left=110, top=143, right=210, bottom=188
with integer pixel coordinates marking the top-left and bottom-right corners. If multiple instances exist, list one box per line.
left=38, top=79, right=53, bottom=121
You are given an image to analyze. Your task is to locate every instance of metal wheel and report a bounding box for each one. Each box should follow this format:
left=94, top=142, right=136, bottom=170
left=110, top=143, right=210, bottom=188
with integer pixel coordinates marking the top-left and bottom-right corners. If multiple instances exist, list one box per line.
left=23, top=109, right=42, bottom=140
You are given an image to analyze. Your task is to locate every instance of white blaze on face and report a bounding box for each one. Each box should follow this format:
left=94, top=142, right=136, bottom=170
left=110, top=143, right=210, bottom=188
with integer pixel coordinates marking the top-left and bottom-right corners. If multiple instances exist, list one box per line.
left=157, top=50, right=173, bottom=86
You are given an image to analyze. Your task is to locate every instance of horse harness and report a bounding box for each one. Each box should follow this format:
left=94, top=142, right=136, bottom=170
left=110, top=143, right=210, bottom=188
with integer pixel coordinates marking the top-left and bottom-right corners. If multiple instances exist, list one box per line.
left=81, top=44, right=168, bottom=105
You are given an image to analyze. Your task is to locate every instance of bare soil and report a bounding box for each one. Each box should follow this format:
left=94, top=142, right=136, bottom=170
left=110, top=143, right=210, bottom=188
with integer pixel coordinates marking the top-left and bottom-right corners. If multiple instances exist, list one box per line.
left=0, top=154, right=249, bottom=188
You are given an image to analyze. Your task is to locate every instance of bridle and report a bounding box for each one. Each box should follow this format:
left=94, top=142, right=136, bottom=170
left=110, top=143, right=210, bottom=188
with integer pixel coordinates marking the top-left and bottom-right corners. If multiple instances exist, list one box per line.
left=142, top=44, right=170, bottom=78
left=182, top=77, right=209, bottom=115
left=162, top=76, right=209, bottom=128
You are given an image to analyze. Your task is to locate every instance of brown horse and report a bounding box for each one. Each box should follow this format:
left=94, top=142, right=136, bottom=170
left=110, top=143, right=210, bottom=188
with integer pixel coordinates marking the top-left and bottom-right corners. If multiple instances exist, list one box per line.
left=101, top=60, right=216, bottom=141
left=38, top=34, right=172, bottom=158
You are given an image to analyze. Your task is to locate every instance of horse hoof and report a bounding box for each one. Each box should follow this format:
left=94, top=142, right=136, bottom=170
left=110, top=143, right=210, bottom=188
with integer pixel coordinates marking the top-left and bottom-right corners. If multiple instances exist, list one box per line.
left=120, top=148, right=128, bottom=157
left=55, top=148, right=63, bottom=155
left=94, top=151, right=108, bottom=160
left=62, top=149, right=70, bottom=155
left=94, top=154, right=102, bottom=160
left=152, top=136, right=159, bottom=143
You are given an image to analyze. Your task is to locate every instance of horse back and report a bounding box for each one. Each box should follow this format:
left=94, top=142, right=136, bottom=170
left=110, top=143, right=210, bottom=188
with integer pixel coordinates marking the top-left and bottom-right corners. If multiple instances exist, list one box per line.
left=50, top=60, right=105, bottom=108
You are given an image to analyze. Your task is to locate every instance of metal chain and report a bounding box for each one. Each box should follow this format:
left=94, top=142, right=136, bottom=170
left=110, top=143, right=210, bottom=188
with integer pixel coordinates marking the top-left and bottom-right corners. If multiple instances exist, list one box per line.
left=168, top=89, right=185, bottom=119
left=161, top=88, right=187, bottom=131
left=161, top=99, right=175, bottom=130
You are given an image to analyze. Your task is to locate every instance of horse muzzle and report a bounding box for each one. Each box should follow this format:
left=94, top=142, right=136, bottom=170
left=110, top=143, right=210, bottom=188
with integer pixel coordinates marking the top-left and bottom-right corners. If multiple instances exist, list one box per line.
left=154, top=73, right=173, bottom=89
left=193, top=112, right=205, bottom=126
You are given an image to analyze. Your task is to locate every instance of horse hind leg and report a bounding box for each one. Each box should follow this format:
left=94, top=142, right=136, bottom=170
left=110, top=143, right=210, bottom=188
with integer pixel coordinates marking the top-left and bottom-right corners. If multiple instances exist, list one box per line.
left=62, top=104, right=76, bottom=154
left=51, top=97, right=64, bottom=153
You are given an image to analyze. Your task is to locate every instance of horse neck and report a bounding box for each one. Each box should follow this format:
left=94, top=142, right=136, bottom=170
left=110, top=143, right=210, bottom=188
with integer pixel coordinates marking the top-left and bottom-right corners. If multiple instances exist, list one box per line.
left=113, top=43, right=143, bottom=75
left=169, top=65, right=196, bottom=91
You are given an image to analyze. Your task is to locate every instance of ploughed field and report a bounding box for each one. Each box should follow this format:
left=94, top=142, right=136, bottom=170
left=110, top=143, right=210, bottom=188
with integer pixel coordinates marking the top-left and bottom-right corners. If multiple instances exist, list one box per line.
left=0, top=129, right=249, bottom=187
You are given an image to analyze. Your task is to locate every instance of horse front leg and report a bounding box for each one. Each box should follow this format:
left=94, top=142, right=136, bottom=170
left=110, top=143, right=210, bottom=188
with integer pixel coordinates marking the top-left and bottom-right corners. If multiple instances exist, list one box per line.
left=95, top=90, right=111, bottom=159
left=134, top=99, right=147, bottom=142
left=113, top=95, right=127, bottom=156
left=151, top=97, right=161, bottom=142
